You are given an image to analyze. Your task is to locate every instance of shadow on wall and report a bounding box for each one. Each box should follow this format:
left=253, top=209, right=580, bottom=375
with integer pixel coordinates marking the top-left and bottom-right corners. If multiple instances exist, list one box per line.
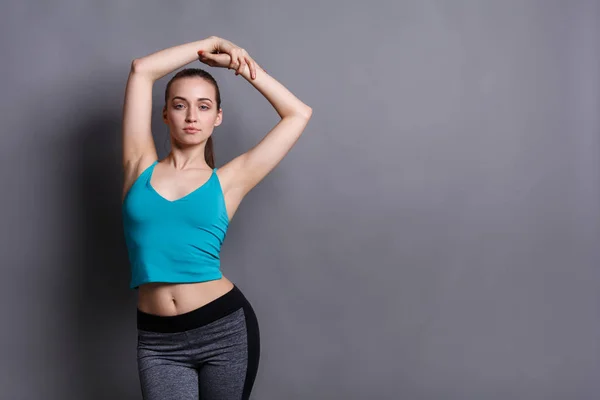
left=66, top=109, right=141, bottom=400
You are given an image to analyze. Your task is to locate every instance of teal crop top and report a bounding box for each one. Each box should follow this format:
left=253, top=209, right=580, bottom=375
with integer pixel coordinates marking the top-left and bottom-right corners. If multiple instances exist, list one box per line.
left=122, top=160, right=229, bottom=289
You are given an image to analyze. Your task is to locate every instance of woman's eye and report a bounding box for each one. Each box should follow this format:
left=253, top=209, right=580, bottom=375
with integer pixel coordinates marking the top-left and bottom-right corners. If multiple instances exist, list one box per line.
left=200, top=105, right=209, bottom=110
left=174, top=104, right=183, bottom=109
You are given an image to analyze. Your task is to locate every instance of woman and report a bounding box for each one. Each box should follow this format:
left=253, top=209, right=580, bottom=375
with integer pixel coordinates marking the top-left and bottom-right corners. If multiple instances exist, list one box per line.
left=121, top=35, right=312, bottom=399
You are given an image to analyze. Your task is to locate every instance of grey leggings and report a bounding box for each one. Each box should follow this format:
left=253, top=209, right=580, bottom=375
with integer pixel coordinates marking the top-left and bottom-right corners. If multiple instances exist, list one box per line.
left=136, top=285, right=260, bottom=399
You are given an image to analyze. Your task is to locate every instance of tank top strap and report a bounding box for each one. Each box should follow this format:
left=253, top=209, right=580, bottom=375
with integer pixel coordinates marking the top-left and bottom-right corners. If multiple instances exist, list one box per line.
left=139, top=160, right=158, bottom=184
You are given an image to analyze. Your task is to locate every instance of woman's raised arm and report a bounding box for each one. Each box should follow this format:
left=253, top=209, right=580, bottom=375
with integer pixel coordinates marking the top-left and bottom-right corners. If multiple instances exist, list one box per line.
left=132, top=36, right=219, bottom=82
left=121, top=37, right=218, bottom=199
left=198, top=37, right=312, bottom=199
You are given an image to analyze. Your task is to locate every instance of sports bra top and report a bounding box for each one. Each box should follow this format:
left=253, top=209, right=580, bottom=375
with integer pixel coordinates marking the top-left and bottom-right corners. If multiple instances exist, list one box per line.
left=121, top=160, right=229, bottom=289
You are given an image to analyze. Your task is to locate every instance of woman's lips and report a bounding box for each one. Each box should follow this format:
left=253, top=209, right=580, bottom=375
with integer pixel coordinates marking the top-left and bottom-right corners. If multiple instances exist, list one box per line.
left=183, top=128, right=199, bottom=133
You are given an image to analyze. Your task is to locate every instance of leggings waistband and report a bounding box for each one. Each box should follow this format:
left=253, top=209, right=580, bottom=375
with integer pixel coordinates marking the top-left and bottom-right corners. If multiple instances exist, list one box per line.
left=136, top=284, right=248, bottom=333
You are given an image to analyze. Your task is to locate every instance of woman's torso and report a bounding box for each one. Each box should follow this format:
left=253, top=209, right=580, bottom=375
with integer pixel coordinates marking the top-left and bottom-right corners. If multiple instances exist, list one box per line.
left=123, top=157, right=241, bottom=317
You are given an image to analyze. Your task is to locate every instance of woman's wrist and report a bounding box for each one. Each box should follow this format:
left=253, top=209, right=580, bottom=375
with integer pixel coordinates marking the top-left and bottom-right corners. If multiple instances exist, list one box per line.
left=237, top=61, right=267, bottom=82
left=197, top=36, right=219, bottom=53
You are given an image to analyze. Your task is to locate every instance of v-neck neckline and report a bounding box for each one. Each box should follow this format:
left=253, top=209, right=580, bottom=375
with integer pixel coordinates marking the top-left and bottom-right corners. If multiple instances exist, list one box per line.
left=147, top=161, right=215, bottom=203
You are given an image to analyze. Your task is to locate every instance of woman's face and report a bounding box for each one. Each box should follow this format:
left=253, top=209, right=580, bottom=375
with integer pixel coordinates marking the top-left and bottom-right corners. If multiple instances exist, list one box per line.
left=163, top=77, right=222, bottom=146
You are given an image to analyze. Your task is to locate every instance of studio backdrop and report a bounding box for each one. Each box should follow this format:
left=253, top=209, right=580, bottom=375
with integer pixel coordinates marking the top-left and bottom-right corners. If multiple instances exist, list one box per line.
left=1, top=1, right=599, bottom=399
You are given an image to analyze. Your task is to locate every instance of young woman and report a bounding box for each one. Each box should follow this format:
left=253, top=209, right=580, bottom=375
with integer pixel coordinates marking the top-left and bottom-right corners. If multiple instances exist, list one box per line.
left=121, top=35, right=312, bottom=399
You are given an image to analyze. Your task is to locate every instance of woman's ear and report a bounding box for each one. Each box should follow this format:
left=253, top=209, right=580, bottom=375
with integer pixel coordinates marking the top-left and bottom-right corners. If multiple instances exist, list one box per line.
left=214, top=108, right=223, bottom=127
left=162, top=106, right=168, bottom=124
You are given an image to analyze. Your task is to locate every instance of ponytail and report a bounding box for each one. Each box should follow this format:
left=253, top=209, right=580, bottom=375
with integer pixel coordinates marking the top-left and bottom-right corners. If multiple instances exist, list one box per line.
left=205, top=136, right=215, bottom=169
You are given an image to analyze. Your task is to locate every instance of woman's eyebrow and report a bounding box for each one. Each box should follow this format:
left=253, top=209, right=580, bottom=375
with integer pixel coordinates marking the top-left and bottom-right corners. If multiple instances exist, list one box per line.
left=171, top=96, right=213, bottom=103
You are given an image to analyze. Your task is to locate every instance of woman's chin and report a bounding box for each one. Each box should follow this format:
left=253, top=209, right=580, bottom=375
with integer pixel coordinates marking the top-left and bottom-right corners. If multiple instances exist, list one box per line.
left=173, top=134, right=210, bottom=147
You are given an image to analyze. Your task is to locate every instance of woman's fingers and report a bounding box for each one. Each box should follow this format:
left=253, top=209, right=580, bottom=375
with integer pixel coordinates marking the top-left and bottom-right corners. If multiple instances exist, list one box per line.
left=199, top=50, right=231, bottom=68
left=198, top=50, right=214, bottom=66
left=199, top=43, right=257, bottom=79
left=228, top=49, right=238, bottom=69
left=240, top=49, right=256, bottom=79
left=251, top=59, right=258, bottom=79
left=230, top=49, right=251, bottom=78
left=235, top=56, right=246, bottom=75
left=247, top=57, right=256, bottom=79
left=234, top=49, right=256, bottom=79
left=215, top=53, right=232, bottom=67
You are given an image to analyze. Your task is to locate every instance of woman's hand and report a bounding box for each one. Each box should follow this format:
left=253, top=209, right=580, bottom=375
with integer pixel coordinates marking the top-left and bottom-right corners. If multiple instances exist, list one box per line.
left=197, top=36, right=257, bottom=79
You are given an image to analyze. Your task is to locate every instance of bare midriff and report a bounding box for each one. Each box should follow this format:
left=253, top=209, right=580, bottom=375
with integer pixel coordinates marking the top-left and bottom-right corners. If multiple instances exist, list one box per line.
left=136, top=275, right=235, bottom=316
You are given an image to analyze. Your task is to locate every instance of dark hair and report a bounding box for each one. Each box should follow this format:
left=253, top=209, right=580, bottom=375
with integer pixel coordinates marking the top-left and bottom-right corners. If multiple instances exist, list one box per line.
left=164, top=68, right=221, bottom=168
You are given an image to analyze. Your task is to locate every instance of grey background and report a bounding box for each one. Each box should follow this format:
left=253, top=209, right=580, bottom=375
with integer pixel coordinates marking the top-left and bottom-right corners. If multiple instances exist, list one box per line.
left=1, top=1, right=599, bottom=399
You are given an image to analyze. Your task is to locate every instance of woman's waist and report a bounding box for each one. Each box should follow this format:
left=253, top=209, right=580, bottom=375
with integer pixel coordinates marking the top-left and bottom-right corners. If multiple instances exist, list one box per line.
left=136, top=276, right=235, bottom=316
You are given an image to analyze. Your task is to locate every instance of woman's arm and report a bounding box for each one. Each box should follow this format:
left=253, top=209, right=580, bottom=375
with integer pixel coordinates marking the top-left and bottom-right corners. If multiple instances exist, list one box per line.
left=133, top=36, right=219, bottom=81
left=122, top=37, right=218, bottom=199
left=200, top=41, right=313, bottom=199
left=224, top=62, right=312, bottom=197
left=242, top=61, right=312, bottom=119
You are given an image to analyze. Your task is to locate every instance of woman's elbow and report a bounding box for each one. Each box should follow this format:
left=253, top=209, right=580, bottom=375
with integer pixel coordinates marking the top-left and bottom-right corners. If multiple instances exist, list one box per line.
left=296, top=105, right=313, bottom=120
left=130, top=58, right=144, bottom=74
